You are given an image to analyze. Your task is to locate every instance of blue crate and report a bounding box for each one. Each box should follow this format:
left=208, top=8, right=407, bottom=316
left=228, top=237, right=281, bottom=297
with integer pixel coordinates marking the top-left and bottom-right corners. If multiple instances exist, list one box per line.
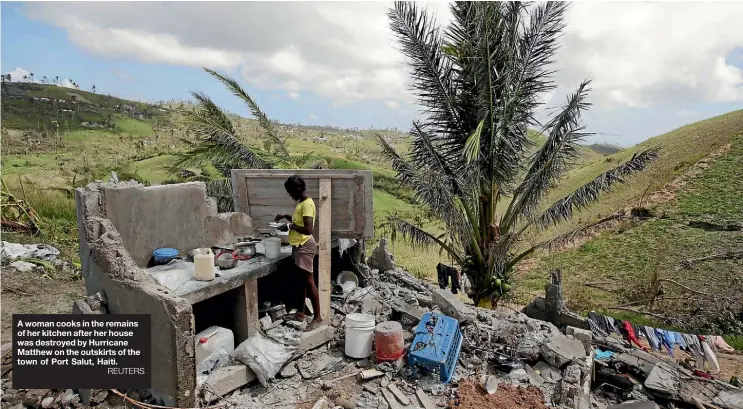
left=407, top=312, right=463, bottom=383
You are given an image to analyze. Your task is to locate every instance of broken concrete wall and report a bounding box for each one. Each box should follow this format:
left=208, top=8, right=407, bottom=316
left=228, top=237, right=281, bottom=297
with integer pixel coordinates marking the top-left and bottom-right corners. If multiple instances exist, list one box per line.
left=100, top=182, right=252, bottom=266
left=523, top=269, right=588, bottom=331
left=85, top=217, right=196, bottom=407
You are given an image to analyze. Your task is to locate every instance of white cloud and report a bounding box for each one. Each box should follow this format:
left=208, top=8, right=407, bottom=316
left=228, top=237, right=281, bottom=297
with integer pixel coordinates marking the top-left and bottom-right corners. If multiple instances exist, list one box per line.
left=22, top=2, right=743, bottom=112
left=5, top=67, right=35, bottom=82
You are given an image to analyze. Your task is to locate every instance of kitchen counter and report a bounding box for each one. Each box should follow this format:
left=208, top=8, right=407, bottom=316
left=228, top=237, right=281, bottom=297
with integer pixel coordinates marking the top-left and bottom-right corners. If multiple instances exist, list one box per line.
left=145, top=245, right=292, bottom=305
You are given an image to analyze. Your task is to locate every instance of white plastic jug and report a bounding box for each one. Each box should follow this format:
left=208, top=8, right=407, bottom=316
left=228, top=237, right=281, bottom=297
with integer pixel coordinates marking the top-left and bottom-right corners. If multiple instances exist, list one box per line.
left=262, top=237, right=282, bottom=259
left=194, top=326, right=235, bottom=366
left=193, top=248, right=215, bottom=281
left=344, top=313, right=376, bottom=359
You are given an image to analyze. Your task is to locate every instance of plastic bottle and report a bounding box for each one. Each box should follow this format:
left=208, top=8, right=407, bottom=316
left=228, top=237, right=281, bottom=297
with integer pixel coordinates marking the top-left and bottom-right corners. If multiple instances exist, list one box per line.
left=193, top=248, right=215, bottom=281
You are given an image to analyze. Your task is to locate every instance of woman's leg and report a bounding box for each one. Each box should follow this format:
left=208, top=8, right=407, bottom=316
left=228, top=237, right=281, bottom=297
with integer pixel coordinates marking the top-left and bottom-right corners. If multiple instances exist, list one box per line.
left=301, top=269, right=322, bottom=324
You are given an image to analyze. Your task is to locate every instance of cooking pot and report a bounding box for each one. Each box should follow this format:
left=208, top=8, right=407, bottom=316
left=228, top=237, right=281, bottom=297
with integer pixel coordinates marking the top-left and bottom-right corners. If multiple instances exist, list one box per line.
left=234, top=241, right=257, bottom=257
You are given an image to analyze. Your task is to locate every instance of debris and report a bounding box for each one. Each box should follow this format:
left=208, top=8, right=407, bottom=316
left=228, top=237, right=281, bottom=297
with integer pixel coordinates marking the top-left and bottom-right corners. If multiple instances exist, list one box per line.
left=416, top=389, right=436, bottom=409
left=1, top=241, right=59, bottom=261
left=524, top=365, right=544, bottom=387
left=358, top=369, right=385, bottom=381
left=312, top=398, right=328, bottom=409
left=40, top=396, right=55, bottom=408
left=534, top=361, right=562, bottom=383
left=479, top=375, right=500, bottom=394
left=539, top=334, right=587, bottom=368
left=431, top=288, right=476, bottom=323
left=367, top=238, right=396, bottom=272
left=232, top=325, right=301, bottom=386
left=381, top=389, right=405, bottom=409
left=8, top=260, right=36, bottom=272
left=387, top=384, right=411, bottom=405
left=279, top=363, right=298, bottom=378
left=607, top=402, right=660, bottom=409
left=336, top=397, right=357, bottom=409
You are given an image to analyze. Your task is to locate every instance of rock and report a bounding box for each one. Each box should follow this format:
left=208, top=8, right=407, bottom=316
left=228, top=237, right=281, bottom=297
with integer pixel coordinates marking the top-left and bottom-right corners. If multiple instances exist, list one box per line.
left=357, top=358, right=372, bottom=368
left=61, top=391, right=80, bottom=406
left=607, top=402, right=660, bottom=409
left=8, top=404, right=24, bottom=409
left=280, top=363, right=298, bottom=378
left=41, top=396, right=55, bottom=408
left=508, top=368, right=529, bottom=385
left=539, top=334, right=586, bottom=368
left=9, top=260, right=36, bottom=272
left=431, top=289, right=475, bottom=323
left=534, top=361, right=562, bottom=383
left=525, top=364, right=544, bottom=387
left=644, top=364, right=679, bottom=396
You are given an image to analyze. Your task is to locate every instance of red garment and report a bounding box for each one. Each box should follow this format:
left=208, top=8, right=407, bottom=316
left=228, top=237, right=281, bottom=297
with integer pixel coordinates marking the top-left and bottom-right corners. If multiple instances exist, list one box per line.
left=693, top=369, right=711, bottom=379
left=622, top=320, right=648, bottom=351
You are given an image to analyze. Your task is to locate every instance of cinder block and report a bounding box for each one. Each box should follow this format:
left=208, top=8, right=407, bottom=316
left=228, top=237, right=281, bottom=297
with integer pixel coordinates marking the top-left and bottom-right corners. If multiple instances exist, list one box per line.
left=299, top=325, right=335, bottom=353
left=566, top=326, right=593, bottom=355
left=203, top=365, right=256, bottom=402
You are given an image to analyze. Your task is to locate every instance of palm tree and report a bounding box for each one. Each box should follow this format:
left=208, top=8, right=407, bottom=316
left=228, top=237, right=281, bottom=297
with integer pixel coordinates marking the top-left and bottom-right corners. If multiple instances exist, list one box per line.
left=92, top=85, right=96, bottom=93
left=6, top=74, right=11, bottom=83
left=172, top=67, right=327, bottom=211
left=23, top=75, right=28, bottom=82
left=42, top=76, right=48, bottom=84
left=378, top=2, right=659, bottom=304
left=29, top=73, right=34, bottom=82
left=54, top=76, right=59, bottom=85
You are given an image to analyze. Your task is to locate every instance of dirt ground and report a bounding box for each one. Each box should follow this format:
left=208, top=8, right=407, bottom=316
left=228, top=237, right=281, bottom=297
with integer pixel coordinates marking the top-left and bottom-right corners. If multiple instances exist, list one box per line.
left=0, top=268, right=86, bottom=340
left=449, top=379, right=547, bottom=409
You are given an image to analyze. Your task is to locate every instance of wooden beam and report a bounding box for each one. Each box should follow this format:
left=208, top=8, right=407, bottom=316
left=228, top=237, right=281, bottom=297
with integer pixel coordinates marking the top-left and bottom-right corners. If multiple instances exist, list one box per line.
left=318, top=178, right=332, bottom=324
left=234, top=279, right=259, bottom=340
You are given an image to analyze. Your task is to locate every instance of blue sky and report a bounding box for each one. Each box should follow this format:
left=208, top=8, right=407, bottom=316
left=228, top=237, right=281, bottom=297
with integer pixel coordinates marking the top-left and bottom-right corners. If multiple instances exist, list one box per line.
left=2, top=2, right=742, bottom=146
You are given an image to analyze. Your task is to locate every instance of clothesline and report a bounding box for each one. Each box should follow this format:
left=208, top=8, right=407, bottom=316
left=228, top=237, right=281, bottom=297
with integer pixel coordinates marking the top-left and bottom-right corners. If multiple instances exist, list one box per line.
left=587, top=310, right=736, bottom=375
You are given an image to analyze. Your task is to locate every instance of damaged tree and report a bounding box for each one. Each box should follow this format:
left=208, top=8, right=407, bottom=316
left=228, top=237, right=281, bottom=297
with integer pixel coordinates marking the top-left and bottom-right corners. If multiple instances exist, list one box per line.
left=378, top=1, right=658, bottom=304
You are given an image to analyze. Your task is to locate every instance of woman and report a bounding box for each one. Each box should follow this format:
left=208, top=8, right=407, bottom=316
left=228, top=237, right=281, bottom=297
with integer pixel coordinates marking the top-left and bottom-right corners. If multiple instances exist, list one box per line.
left=275, top=175, right=323, bottom=329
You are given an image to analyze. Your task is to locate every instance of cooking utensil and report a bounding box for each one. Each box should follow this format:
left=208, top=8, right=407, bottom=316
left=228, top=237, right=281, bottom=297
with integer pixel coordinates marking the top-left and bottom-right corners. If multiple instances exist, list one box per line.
left=215, top=252, right=238, bottom=269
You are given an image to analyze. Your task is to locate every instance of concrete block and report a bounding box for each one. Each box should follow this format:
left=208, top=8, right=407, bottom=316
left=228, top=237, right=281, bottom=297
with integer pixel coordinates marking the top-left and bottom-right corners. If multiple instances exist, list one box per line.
left=566, top=326, right=593, bottom=355
left=299, top=325, right=335, bottom=353
left=607, top=402, right=660, bottom=409
left=539, top=334, right=586, bottom=368
left=203, top=365, right=256, bottom=402
left=431, top=289, right=475, bottom=323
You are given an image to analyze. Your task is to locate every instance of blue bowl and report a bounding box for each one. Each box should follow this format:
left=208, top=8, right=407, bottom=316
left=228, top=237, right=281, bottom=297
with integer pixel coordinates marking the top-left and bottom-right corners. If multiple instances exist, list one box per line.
left=153, top=248, right=179, bottom=263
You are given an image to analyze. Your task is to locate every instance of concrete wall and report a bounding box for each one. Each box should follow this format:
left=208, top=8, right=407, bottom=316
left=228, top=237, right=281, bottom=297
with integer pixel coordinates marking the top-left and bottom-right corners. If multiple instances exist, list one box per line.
left=73, top=181, right=256, bottom=406
left=84, top=217, right=196, bottom=407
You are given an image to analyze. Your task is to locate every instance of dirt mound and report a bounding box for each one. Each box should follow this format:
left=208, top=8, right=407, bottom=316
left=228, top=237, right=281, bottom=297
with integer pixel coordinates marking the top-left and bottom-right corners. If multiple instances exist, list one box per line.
left=449, top=380, right=547, bottom=409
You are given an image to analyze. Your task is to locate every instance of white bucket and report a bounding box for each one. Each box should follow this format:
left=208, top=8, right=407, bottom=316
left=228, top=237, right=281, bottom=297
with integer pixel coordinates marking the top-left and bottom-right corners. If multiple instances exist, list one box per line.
left=262, top=237, right=282, bottom=259
left=344, top=313, right=375, bottom=358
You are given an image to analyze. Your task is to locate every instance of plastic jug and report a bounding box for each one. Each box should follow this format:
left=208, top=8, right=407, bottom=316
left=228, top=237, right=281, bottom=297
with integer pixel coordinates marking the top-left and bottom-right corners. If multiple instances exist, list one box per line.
left=194, top=326, right=235, bottom=366
left=193, top=248, right=215, bottom=281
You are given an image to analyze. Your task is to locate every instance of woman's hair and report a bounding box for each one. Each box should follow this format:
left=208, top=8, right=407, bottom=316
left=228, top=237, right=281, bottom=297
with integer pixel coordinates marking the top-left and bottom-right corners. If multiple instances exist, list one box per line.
left=284, top=175, right=306, bottom=194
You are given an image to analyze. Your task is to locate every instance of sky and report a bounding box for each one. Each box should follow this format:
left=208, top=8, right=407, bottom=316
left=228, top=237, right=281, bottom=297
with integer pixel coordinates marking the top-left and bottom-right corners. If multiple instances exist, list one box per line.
left=2, top=1, right=742, bottom=147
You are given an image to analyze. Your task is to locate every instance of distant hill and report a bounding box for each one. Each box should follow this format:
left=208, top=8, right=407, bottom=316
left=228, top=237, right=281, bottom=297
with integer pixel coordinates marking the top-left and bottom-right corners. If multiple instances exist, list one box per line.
left=0, top=82, right=168, bottom=133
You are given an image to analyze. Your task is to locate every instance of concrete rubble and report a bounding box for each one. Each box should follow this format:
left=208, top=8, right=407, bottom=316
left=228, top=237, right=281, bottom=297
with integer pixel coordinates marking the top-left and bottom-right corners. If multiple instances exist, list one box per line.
left=2, top=236, right=741, bottom=409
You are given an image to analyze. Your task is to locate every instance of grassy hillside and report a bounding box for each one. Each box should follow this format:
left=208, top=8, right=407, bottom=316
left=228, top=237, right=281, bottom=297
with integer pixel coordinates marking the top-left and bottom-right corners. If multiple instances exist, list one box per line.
left=520, top=115, right=743, bottom=334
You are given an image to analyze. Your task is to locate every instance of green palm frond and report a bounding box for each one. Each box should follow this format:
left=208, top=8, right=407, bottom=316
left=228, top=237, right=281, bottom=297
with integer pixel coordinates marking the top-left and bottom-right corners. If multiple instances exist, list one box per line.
left=203, top=68, right=291, bottom=162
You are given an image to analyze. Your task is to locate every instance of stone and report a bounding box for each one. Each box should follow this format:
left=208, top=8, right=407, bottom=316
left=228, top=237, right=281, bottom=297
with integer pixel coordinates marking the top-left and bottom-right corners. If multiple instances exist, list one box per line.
left=9, top=260, right=36, bottom=272
left=300, top=325, right=335, bottom=353
left=203, top=365, right=256, bottom=402
left=508, top=368, right=529, bottom=385
left=431, top=289, right=475, bottom=323
left=524, top=364, right=544, bottom=387
left=387, top=384, right=411, bottom=405
left=643, top=365, right=679, bottom=396
left=41, top=396, right=55, bottom=408
left=61, top=391, right=80, bottom=406
left=566, top=326, right=593, bottom=355
left=280, top=363, right=298, bottom=378
left=534, top=361, right=562, bottom=383
left=540, top=334, right=586, bottom=368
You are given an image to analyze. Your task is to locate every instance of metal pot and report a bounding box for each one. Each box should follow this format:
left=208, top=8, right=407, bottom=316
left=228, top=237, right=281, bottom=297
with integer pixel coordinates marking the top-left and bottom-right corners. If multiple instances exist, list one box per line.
left=215, top=252, right=238, bottom=269
left=234, top=242, right=257, bottom=257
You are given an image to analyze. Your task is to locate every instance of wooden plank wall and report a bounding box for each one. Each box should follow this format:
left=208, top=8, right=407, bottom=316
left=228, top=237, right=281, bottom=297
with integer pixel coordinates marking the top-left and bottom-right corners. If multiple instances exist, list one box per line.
left=231, top=169, right=374, bottom=239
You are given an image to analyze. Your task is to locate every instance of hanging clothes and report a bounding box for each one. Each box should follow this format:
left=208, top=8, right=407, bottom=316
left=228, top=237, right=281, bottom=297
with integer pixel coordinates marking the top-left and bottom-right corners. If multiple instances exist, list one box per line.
left=656, top=329, right=674, bottom=357
left=674, top=332, right=687, bottom=350
left=606, top=316, right=619, bottom=335
left=587, top=312, right=609, bottom=337
left=700, top=336, right=721, bottom=374
left=711, top=336, right=735, bottom=353
left=631, top=323, right=645, bottom=339
left=644, top=326, right=661, bottom=351
left=662, top=329, right=677, bottom=347
left=621, top=320, right=648, bottom=351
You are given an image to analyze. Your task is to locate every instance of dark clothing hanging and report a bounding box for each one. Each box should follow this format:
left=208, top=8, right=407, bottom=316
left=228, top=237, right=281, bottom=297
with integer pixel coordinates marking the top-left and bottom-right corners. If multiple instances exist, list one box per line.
left=436, top=263, right=461, bottom=294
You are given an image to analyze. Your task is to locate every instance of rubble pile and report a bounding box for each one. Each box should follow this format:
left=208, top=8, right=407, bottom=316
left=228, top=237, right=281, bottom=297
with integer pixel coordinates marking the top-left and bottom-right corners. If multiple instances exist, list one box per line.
left=1, top=241, right=77, bottom=273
